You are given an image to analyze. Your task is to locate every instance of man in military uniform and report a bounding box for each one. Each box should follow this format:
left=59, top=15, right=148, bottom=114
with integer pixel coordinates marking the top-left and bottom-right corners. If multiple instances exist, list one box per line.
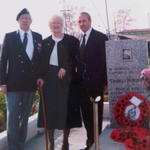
left=0, top=8, right=43, bottom=150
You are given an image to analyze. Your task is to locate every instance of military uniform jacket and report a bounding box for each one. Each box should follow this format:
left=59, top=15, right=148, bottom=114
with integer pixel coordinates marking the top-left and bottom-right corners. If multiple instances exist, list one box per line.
left=0, top=31, right=42, bottom=91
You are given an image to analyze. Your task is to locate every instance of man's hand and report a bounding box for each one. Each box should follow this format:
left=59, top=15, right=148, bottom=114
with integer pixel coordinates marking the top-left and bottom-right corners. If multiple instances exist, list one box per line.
left=90, top=97, right=95, bottom=102
left=0, top=85, right=7, bottom=94
left=58, top=68, right=66, bottom=79
left=37, top=78, right=44, bottom=88
left=104, top=85, right=108, bottom=93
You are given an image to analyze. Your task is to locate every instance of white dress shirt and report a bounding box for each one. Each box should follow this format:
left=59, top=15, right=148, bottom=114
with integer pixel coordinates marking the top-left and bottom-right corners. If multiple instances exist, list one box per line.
left=49, top=35, right=62, bottom=66
left=80, top=27, right=92, bottom=46
left=19, top=29, right=34, bottom=60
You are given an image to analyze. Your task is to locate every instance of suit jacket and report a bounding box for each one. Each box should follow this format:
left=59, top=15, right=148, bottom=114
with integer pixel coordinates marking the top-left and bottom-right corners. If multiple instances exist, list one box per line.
left=77, top=28, right=108, bottom=98
left=0, top=31, right=42, bottom=91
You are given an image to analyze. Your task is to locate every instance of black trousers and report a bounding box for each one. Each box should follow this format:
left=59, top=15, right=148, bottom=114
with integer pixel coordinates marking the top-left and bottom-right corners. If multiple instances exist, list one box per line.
left=80, top=87, right=104, bottom=145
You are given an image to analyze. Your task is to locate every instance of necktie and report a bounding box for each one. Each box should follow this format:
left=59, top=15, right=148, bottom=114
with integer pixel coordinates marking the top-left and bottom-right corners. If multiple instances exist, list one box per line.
left=23, top=32, right=28, bottom=50
left=80, top=34, right=86, bottom=61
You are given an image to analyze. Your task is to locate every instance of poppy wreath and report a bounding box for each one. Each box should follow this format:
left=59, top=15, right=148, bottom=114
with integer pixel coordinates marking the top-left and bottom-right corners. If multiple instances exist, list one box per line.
left=124, top=135, right=150, bottom=150
left=110, top=126, right=150, bottom=150
left=111, top=126, right=150, bottom=143
left=114, top=93, right=150, bottom=127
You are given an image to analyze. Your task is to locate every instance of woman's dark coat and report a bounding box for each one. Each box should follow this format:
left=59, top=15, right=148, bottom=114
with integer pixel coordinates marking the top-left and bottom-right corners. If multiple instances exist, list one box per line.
left=38, top=34, right=82, bottom=129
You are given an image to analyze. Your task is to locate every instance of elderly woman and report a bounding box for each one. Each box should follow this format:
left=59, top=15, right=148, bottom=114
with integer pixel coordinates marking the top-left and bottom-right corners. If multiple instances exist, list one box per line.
left=37, top=15, right=82, bottom=150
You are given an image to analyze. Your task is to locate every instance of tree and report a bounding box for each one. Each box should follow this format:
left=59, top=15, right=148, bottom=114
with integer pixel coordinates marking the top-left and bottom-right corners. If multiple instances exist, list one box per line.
left=61, top=6, right=82, bottom=37
left=113, top=9, right=134, bottom=33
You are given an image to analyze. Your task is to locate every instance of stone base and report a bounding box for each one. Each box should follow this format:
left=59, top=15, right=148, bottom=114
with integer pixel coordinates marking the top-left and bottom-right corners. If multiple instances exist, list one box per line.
left=90, top=125, right=126, bottom=150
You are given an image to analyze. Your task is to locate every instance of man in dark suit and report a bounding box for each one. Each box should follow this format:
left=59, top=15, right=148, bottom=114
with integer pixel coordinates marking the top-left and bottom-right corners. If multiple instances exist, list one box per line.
left=0, top=8, right=43, bottom=150
left=77, top=12, right=108, bottom=150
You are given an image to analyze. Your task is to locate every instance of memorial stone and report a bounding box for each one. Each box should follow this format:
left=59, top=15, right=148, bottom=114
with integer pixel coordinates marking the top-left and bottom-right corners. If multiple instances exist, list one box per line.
left=105, top=39, right=149, bottom=128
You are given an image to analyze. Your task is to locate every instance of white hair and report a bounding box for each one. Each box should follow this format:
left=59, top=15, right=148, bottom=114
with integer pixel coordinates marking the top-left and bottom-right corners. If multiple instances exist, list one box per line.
left=49, top=14, right=64, bottom=25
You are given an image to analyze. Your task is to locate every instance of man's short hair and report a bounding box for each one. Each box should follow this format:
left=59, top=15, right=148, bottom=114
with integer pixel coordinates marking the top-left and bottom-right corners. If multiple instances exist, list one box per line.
left=80, top=12, right=91, bottom=21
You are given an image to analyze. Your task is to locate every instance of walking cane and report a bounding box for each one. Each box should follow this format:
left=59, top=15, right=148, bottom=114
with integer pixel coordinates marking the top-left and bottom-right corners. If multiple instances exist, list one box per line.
left=91, top=96, right=101, bottom=150
left=38, top=86, right=49, bottom=150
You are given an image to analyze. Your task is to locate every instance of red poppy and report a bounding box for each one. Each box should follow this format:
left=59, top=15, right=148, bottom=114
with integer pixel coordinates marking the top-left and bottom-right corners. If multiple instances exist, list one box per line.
left=124, top=139, right=135, bottom=150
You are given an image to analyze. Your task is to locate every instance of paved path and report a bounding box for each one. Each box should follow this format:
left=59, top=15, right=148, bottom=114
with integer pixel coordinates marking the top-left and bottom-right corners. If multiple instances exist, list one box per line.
left=24, top=120, right=110, bottom=150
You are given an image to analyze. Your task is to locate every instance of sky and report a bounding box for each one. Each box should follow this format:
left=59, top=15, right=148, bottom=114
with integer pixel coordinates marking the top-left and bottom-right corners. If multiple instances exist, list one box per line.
left=0, top=0, right=150, bottom=42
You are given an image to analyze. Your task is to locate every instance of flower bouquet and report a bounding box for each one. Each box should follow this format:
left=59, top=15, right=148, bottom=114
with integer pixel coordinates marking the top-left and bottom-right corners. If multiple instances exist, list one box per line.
left=140, top=68, right=150, bottom=91
left=140, top=68, right=150, bottom=127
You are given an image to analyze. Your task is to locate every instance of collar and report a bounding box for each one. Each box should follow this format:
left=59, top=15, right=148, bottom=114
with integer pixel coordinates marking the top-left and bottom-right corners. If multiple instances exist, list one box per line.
left=18, top=28, right=32, bottom=37
left=52, top=34, right=63, bottom=42
left=83, top=27, right=92, bottom=37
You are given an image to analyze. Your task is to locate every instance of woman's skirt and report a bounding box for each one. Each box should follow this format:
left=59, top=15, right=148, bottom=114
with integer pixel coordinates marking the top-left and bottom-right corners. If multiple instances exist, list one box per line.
left=38, top=65, right=82, bottom=129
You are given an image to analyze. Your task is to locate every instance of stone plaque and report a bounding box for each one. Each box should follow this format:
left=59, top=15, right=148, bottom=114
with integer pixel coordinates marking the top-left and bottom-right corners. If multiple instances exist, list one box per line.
left=106, top=39, right=149, bottom=128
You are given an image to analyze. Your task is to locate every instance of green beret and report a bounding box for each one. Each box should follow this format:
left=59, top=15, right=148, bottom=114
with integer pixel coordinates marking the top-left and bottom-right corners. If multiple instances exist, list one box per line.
left=16, top=8, right=30, bottom=21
